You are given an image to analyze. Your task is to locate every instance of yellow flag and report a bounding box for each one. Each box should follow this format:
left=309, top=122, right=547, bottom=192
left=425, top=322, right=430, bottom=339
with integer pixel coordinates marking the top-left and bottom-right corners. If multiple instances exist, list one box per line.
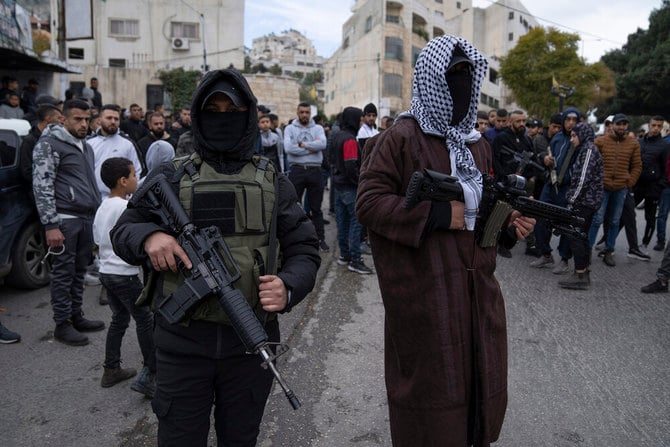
left=310, top=86, right=317, bottom=100
left=552, top=75, right=559, bottom=88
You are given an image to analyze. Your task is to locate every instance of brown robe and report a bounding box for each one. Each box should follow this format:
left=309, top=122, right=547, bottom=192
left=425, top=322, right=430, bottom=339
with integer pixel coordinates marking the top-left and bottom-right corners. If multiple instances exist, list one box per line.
left=356, top=118, right=507, bottom=447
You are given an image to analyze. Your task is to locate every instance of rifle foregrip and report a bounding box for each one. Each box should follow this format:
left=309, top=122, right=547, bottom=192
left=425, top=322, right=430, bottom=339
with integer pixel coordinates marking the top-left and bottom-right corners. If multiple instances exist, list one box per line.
left=515, top=196, right=584, bottom=226
left=217, top=286, right=269, bottom=353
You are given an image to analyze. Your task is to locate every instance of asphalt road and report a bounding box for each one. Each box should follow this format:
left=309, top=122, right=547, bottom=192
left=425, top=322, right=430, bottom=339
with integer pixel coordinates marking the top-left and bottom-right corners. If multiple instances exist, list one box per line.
left=1, top=208, right=669, bottom=446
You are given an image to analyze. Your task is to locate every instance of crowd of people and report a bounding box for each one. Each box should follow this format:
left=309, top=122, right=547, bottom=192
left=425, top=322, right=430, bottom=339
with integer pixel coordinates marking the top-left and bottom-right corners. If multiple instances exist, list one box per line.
left=2, top=31, right=670, bottom=446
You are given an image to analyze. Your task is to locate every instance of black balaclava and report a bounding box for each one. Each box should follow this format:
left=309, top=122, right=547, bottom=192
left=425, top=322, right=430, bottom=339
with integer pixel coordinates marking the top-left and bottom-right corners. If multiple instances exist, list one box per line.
left=446, top=47, right=473, bottom=126
left=199, top=109, right=247, bottom=151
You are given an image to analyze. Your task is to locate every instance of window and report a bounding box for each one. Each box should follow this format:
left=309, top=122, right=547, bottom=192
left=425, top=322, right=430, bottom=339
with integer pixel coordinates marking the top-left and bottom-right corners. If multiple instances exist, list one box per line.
left=386, top=15, right=400, bottom=24
left=343, top=36, right=350, bottom=49
left=435, top=0, right=443, bottom=3
left=365, top=16, right=372, bottom=33
left=412, top=46, right=422, bottom=66
left=508, top=12, right=514, bottom=20
left=508, top=32, right=514, bottom=41
left=385, top=37, right=403, bottom=61
left=109, top=58, right=126, bottom=68
left=109, top=19, right=139, bottom=37
left=68, top=47, right=84, bottom=59
left=383, top=73, right=403, bottom=97
left=489, top=68, right=499, bottom=84
left=456, top=1, right=461, bottom=8
left=171, top=21, right=199, bottom=39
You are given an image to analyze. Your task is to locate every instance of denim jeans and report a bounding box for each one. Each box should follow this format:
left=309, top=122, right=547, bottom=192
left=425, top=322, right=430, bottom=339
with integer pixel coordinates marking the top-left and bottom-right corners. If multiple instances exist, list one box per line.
left=534, top=183, right=571, bottom=259
left=100, top=273, right=155, bottom=372
left=589, top=188, right=627, bottom=250
left=335, top=188, right=361, bottom=261
left=656, top=187, right=670, bottom=244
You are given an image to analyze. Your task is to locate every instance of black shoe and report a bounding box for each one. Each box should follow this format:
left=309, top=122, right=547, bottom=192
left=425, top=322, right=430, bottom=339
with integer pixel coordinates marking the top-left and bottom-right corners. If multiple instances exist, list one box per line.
left=101, top=366, right=137, bottom=388
left=653, top=241, right=665, bottom=251
left=348, top=258, right=373, bottom=274
left=497, top=246, right=512, bottom=258
left=54, top=322, right=89, bottom=346
left=627, top=248, right=651, bottom=261
left=71, top=313, right=105, bottom=332
left=559, top=271, right=590, bottom=290
left=525, top=245, right=541, bottom=257
left=641, top=278, right=668, bottom=293
left=602, top=250, right=615, bottom=267
left=0, top=323, right=21, bottom=344
left=131, top=366, right=156, bottom=398
left=319, top=240, right=330, bottom=252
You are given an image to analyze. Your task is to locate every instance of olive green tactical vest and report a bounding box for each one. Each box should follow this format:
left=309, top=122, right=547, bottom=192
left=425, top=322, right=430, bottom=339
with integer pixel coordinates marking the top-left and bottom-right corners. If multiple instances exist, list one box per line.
left=159, top=153, right=279, bottom=325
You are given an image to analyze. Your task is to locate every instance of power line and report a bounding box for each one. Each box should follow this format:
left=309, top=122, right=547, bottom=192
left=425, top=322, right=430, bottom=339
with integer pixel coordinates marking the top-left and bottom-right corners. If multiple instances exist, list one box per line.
left=476, top=0, right=626, bottom=45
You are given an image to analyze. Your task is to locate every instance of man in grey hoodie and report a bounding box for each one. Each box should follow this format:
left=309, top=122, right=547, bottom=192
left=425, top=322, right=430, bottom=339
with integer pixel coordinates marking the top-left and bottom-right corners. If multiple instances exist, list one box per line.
left=284, top=102, right=329, bottom=250
left=33, top=99, right=105, bottom=346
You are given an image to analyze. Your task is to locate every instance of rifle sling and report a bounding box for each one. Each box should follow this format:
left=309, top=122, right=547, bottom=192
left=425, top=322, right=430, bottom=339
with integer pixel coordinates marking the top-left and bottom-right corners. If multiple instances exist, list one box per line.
left=556, top=145, right=576, bottom=185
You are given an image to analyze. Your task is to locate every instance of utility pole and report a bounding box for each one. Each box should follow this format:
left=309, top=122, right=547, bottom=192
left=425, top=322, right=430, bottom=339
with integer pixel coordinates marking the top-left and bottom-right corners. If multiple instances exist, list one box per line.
left=551, top=83, right=575, bottom=113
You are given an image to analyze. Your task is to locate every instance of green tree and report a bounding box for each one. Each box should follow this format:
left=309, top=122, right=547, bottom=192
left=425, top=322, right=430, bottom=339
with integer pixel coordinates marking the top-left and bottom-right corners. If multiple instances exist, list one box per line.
left=268, top=64, right=283, bottom=75
left=601, top=0, right=670, bottom=115
left=157, top=67, right=201, bottom=111
left=499, top=27, right=612, bottom=120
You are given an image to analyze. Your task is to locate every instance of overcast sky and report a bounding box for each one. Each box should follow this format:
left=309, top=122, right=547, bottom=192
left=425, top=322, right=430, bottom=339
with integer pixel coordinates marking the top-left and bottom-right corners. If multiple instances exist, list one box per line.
left=244, top=0, right=662, bottom=63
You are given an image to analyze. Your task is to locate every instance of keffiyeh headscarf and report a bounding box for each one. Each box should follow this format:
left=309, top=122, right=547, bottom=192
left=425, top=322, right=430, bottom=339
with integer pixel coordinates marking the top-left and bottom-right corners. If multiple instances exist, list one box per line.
left=401, top=35, right=488, bottom=230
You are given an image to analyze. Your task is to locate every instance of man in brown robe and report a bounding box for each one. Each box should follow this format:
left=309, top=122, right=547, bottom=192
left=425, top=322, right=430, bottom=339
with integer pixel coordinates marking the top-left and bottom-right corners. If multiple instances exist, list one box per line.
left=356, top=35, right=535, bottom=447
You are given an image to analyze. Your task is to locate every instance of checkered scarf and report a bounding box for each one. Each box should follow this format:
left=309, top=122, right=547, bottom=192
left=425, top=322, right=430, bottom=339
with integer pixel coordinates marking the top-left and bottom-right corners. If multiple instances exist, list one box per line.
left=401, top=35, right=488, bottom=230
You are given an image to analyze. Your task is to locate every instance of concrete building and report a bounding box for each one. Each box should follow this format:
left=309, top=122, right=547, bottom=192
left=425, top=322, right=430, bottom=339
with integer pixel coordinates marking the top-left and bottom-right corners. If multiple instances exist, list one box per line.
left=323, top=0, right=539, bottom=120
left=51, top=0, right=245, bottom=111
left=249, top=29, right=325, bottom=78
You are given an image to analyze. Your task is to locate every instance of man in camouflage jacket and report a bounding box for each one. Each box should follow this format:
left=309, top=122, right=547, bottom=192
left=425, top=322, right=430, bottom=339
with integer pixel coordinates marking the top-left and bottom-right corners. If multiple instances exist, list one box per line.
left=32, top=99, right=105, bottom=346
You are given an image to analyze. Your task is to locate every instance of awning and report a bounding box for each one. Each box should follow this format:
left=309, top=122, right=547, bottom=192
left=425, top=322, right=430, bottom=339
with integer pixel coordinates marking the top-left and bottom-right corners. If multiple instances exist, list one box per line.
left=0, top=45, right=82, bottom=74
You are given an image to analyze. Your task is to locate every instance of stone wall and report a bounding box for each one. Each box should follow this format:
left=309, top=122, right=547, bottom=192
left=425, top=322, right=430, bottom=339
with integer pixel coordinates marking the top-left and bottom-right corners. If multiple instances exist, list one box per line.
left=245, top=74, right=301, bottom=127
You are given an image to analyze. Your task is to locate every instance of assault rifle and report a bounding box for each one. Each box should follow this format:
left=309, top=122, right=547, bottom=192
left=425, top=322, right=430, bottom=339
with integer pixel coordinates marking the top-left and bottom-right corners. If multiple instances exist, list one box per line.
left=404, top=169, right=586, bottom=247
left=499, top=145, right=545, bottom=179
left=130, top=174, right=301, bottom=410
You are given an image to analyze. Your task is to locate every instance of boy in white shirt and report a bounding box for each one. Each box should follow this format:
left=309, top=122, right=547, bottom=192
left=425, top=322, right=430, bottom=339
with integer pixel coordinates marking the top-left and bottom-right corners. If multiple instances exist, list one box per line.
left=93, top=157, right=155, bottom=397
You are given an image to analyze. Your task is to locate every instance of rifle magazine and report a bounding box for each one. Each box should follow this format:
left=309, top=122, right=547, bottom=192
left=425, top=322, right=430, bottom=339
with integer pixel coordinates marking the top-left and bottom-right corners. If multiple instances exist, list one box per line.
left=479, top=201, right=513, bottom=248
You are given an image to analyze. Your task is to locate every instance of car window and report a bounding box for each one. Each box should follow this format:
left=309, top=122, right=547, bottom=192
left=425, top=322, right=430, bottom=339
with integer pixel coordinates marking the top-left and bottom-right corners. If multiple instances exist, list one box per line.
left=0, top=140, right=17, bottom=167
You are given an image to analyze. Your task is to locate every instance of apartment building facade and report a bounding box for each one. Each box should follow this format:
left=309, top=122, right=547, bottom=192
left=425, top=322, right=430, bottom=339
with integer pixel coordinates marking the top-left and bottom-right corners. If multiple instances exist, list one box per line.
left=52, top=0, right=245, bottom=111
left=323, top=0, right=539, bottom=119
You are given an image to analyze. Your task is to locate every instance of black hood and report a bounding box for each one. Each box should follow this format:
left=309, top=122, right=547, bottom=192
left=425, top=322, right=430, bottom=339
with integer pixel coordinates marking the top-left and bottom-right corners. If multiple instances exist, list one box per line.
left=341, top=107, right=363, bottom=134
left=190, top=69, right=258, bottom=169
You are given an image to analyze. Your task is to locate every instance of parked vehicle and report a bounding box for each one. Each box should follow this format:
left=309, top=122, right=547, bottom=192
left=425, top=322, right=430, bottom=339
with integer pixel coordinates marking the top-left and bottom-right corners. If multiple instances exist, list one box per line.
left=0, top=119, right=50, bottom=289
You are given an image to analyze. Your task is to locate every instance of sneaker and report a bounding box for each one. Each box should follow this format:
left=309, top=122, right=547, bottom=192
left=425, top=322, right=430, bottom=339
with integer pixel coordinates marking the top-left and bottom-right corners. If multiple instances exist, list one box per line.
left=552, top=259, right=571, bottom=275
left=597, top=248, right=607, bottom=258
left=602, top=250, right=615, bottom=267
left=101, top=366, right=137, bottom=388
left=84, top=272, right=101, bottom=286
left=319, top=240, right=330, bottom=252
left=530, top=254, right=554, bottom=268
left=71, top=312, right=105, bottom=332
left=130, top=366, right=156, bottom=398
left=641, top=278, right=669, bottom=293
left=0, top=322, right=21, bottom=344
left=559, top=271, right=590, bottom=290
left=360, top=242, right=372, bottom=255
left=348, top=259, right=373, bottom=274
left=497, top=245, right=512, bottom=258
left=337, top=256, right=350, bottom=266
left=627, top=248, right=651, bottom=261
left=54, top=321, right=89, bottom=346
left=653, top=241, right=665, bottom=251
